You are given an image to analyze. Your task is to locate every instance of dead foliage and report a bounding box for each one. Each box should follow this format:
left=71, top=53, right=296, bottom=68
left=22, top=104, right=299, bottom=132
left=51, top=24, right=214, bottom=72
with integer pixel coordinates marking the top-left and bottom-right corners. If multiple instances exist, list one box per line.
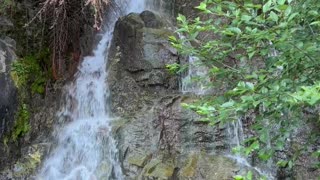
left=26, top=0, right=110, bottom=79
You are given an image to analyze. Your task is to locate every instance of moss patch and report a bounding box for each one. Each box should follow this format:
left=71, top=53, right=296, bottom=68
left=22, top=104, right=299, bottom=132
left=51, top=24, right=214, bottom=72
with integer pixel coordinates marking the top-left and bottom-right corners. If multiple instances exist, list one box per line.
left=11, top=103, right=30, bottom=141
left=128, top=153, right=152, bottom=167
left=179, top=153, right=199, bottom=177
left=11, top=48, right=51, bottom=95
left=143, top=159, right=175, bottom=179
left=12, top=145, right=44, bottom=178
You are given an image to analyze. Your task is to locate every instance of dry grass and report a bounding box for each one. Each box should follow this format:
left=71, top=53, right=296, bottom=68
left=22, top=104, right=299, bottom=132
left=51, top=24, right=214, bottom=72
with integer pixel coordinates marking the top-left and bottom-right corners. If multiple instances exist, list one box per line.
left=26, top=0, right=110, bottom=79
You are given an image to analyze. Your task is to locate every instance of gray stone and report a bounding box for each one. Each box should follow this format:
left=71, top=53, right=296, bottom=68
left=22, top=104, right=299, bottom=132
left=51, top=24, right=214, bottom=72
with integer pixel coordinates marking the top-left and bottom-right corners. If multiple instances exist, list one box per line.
left=107, top=11, right=242, bottom=179
left=0, top=38, right=18, bottom=140
left=0, top=16, right=13, bottom=32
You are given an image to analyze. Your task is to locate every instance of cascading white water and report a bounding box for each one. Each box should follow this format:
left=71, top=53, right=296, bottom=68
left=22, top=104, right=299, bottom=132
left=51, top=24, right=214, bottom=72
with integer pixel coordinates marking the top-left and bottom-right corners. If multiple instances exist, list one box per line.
left=37, top=1, right=147, bottom=180
left=181, top=56, right=211, bottom=95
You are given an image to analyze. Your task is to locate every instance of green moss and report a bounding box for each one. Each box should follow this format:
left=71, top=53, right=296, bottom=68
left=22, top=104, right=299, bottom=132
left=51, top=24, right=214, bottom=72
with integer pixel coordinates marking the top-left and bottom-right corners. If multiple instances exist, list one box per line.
left=5, top=49, right=51, bottom=143
left=11, top=103, right=30, bottom=141
left=11, top=48, right=51, bottom=95
left=180, top=154, right=199, bottom=177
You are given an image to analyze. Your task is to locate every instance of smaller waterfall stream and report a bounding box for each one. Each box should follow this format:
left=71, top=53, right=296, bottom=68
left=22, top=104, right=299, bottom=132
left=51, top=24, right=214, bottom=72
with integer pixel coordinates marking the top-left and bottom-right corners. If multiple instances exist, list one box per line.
left=181, top=57, right=275, bottom=179
left=37, top=1, right=147, bottom=180
left=181, top=56, right=210, bottom=95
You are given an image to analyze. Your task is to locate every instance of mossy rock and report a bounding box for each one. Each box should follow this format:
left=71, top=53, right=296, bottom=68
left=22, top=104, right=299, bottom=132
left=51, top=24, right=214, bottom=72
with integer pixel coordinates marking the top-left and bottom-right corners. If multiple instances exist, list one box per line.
left=128, top=153, right=152, bottom=167
left=179, top=153, right=199, bottom=177
left=11, top=144, right=49, bottom=178
left=111, top=118, right=129, bottom=135
left=142, top=159, right=175, bottom=179
left=179, top=153, right=239, bottom=180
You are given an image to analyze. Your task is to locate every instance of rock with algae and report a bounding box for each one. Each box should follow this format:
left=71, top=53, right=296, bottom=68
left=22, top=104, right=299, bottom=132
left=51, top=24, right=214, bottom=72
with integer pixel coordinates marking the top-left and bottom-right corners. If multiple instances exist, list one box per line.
left=0, top=143, right=50, bottom=180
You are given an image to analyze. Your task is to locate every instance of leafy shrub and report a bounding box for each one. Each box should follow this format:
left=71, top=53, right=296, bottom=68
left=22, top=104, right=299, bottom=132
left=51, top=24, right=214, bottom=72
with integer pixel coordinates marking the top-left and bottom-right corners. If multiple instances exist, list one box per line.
left=172, top=0, right=320, bottom=169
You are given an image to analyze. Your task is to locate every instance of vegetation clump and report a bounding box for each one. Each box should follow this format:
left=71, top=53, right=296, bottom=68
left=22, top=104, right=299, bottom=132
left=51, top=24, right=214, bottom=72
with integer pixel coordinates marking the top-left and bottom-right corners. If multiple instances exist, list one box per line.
left=5, top=49, right=51, bottom=142
left=11, top=48, right=51, bottom=95
left=11, top=103, right=30, bottom=141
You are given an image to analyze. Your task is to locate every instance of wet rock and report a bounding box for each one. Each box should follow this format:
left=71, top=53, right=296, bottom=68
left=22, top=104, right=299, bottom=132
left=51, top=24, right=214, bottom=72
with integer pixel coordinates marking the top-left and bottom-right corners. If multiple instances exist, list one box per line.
left=140, top=10, right=164, bottom=28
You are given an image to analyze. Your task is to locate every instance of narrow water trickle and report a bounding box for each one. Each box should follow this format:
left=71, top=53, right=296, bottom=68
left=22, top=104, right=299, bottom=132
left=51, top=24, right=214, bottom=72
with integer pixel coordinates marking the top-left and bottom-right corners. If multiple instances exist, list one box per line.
left=37, top=1, right=148, bottom=179
left=181, top=56, right=211, bottom=95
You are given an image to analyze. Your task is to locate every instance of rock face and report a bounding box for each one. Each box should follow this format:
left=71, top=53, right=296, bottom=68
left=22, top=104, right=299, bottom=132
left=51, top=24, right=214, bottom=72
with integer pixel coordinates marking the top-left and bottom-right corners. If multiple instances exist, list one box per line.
left=108, top=11, right=240, bottom=179
left=173, top=0, right=203, bottom=18
left=0, top=31, right=18, bottom=140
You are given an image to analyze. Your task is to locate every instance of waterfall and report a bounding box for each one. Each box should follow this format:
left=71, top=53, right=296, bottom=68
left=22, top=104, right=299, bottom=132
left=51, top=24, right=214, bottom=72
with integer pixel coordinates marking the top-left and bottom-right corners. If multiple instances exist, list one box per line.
left=37, top=1, right=148, bottom=179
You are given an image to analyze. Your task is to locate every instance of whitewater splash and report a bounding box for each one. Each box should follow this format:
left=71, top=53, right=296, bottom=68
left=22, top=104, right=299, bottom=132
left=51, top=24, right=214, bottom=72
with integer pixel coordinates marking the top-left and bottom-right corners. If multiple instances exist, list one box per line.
left=37, top=1, right=147, bottom=179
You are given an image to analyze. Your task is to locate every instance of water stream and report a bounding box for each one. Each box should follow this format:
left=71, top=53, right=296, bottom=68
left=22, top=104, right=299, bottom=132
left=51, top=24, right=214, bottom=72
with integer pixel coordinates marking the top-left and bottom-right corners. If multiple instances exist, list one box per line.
left=37, top=1, right=148, bottom=179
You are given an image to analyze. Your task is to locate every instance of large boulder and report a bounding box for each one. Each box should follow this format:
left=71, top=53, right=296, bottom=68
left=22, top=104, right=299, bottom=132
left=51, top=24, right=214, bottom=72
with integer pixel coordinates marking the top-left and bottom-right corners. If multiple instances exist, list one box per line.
left=108, top=11, right=241, bottom=179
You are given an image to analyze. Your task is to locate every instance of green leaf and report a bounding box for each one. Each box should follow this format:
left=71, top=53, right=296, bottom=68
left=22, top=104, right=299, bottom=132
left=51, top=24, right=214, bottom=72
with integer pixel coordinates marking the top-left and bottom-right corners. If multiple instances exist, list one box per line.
left=287, top=12, right=298, bottom=21
left=241, top=15, right=252, bottom=22
left=310, top=21, right=320, bottom=26
left=277, top=0, right=286, bottom=5
left=227, top=27, right=242, bottom=34
left=177, top=14, right=186, bottom=23
left=196, top=2, right=207, bottom=11
left=269, top=11, right=279, bottom=22
left=263, top=1, right=272, bottom=13
left=234, top=175, right=244, bottom=180
left=168, top=36, right=177, bottom=42
left=246, top=171, right=253, bottom=180
left=248, top=51, right=256, bottom=60
left=277, top=160, right=288, bottom=167
left=221, top=100, right=235, bottom=108
left=277, top=4, right=288, bottom=10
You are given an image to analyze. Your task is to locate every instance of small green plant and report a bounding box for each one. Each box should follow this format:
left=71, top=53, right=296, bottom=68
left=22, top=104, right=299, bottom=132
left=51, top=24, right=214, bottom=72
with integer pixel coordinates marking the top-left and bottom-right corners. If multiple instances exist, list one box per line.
left=234, top=171, right=253, bottom=180
left=11, top=48, right=51, bottom=95
left=166, top=63, right=181, bottom=74
left=312, top=150, right=320, bottom=169
left=11, top=103, right=30, bottom=141
left=234, top=171, right=267, bottom=180
left=7, top=49, right=50, bottom=143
